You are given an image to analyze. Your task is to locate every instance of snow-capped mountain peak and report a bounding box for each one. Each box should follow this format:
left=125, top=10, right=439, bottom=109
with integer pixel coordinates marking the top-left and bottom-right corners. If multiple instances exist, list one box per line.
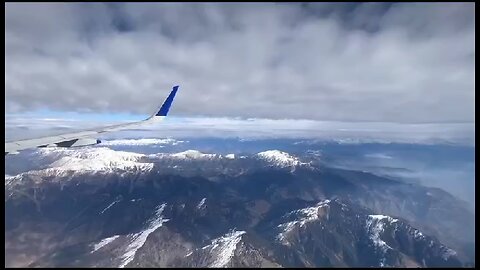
left=365, top=214, right=397, bottom=263
left=37, top=146, right=142, bottom=160
left=170, top=150, right=218, bottom=159
left=50, top=147, right=152, bottom=172
left=277, top=199, right=331, bottom=244
left=256, top=150, right=301, bottom=167
left=10, top=147, right=154, bottom=180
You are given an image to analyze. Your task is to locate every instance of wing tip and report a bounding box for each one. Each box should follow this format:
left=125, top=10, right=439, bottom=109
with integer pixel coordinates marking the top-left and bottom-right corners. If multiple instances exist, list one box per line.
left=155, top=85, right=179, bottom=117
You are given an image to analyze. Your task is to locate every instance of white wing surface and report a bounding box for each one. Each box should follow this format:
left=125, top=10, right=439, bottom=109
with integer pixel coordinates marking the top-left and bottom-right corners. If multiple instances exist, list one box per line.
left=5, top=85, right=179, bottom=155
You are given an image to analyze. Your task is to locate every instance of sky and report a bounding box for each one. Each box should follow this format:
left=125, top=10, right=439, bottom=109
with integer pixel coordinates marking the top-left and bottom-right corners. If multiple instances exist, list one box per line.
left=4, top=3, right=475, bottom=142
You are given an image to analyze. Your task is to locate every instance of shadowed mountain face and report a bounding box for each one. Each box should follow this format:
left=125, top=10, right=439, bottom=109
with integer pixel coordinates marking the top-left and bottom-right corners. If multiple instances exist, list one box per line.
left=4, top=144, right=475, bottom=267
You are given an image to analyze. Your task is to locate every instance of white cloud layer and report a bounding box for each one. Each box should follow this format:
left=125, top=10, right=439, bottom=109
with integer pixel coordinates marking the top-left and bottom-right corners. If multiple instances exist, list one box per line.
left=5, top=115, right=475, bottom=145
left=5, top=3, right=475, bottom=123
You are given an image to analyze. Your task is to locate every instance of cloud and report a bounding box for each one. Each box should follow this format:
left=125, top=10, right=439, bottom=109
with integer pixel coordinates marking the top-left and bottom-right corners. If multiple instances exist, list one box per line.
left=101, top=138, right=185, bottom=146
left=5, top=114, right=475, bottom=146
left=5, top=3, right=475, bottom=123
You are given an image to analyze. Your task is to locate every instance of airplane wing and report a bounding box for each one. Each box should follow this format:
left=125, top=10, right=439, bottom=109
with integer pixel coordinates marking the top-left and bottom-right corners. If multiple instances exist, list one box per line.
left=5, top=85, right=179, bottom=155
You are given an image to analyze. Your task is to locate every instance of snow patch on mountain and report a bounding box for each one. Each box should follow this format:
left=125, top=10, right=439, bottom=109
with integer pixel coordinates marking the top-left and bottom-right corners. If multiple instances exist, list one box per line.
left=225, top=154, right=235, bottom=159
left=277, top=200, right=331, bottom=244
left=200, top=230, right=246, bottom=267
left=197, top=198, right=207, bottom=210
left=368, top=214, right=398, bottom=223
left=257, top=150, right=301, bottom=167
left=119, top=203, right=169, bottom=268
left=91, top=235, right=120, bottom=253
left=411, top=228, right=425, bottom=240
left=296, top=200, right=331, bottom=225
left=405, top=227, right=456, bottom=261
left=100, top=198, right=121, bottom=214
left=276, top=221, right=299, bottom=244
left=5, top=174, right=20, bottom=186
left=365, top=214, right=399, bottom=266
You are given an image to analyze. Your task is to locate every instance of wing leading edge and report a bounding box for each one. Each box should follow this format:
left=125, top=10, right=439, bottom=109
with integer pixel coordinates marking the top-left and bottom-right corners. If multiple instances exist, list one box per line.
left=5, top=85, right=180, bottom=155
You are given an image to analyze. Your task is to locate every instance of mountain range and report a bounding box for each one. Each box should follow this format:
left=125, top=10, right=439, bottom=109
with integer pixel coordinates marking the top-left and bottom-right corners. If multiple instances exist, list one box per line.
left=5, top=145, right=475, bottom=267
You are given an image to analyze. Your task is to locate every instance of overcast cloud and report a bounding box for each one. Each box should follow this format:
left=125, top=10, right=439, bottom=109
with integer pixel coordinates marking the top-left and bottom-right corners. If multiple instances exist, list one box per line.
left=5, top=3, right=475, bottom=123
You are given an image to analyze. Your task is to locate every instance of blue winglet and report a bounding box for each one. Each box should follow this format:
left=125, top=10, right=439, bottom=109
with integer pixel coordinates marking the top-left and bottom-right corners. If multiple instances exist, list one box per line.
left=156, top=85, right=179, bottom=116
